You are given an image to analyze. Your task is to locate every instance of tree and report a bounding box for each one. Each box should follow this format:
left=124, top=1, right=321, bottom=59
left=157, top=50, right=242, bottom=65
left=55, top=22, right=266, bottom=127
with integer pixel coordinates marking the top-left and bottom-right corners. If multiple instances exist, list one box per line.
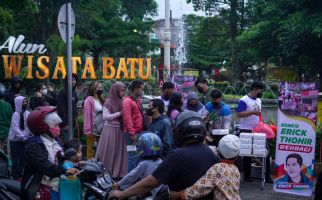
left=183, top=14, right=230, bottom=71
left=238, top=0, right=322, bottom=82
left=187, top=0, right=244, bottom=81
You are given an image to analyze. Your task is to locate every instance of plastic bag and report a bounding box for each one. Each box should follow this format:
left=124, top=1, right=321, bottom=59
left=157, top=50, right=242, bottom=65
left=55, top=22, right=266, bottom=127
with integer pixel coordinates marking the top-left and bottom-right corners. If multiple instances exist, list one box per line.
left=252, top=113, right=276, bottom=139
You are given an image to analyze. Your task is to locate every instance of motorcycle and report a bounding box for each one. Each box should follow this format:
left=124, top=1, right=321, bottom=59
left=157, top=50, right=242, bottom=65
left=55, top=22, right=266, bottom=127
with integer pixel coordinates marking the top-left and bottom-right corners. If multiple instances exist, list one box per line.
left=0, top=159, right=114, bottom=200
left=79, top=160, right=114, bottom=200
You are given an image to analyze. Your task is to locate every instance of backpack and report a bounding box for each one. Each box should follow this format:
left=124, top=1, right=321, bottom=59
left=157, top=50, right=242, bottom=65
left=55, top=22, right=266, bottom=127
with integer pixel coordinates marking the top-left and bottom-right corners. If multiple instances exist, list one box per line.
left=93, top=110, right=104, bottom=137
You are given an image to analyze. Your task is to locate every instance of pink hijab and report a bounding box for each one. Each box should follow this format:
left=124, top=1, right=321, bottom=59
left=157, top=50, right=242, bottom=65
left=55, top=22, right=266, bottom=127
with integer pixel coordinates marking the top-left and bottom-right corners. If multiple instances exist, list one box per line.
left=104, top=82, right=125, bottom=114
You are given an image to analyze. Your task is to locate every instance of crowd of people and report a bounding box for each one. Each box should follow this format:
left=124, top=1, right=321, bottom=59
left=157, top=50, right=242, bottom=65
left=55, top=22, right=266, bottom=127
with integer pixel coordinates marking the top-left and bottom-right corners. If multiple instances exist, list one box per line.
left=0, top=76, right=320, bottom=200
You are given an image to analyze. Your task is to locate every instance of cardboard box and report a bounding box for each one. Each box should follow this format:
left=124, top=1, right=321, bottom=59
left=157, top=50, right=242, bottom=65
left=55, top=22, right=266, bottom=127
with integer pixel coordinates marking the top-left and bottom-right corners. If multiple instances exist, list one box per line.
left=253, top=133, right=266, bottom=140
left=240, top=133, right=253, bottom=139
left=253, top=149, right=267, bottom=155
left=240, top=144, right=252, bottom=149
left=211, top=129, right=229, bottom=136
left=253, top=139, right=266, bottom=145
left=253, top=144, right=266, bottom=150
left=240, top=139, right=252, bottom=144
left=240, top=148, right=252, bottom=155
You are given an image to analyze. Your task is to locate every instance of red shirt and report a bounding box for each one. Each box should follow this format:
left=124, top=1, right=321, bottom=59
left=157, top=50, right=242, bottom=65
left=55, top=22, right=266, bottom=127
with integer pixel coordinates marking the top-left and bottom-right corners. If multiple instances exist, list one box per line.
left=122, top=96, right=144, bottom=135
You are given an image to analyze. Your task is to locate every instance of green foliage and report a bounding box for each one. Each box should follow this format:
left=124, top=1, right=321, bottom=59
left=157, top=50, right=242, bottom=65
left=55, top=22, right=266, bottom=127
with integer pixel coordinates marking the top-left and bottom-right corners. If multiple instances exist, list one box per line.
left=238, top=0, right=322, bottom=80
left=183, top=14, right=231, bottom=71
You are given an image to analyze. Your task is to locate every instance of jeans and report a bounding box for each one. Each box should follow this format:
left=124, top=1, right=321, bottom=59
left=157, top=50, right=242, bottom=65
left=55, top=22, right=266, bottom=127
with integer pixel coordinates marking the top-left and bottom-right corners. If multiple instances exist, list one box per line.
left=124, top=133, right=140, bottom=172
left=10, top=141, right=25, bottom=179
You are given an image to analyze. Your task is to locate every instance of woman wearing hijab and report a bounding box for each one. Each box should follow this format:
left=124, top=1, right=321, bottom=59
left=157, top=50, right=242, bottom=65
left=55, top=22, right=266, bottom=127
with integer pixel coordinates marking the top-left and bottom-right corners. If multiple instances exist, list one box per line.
left=183, top=92, right=208, bottom=118
left=95, top=82, right=128, bottom=178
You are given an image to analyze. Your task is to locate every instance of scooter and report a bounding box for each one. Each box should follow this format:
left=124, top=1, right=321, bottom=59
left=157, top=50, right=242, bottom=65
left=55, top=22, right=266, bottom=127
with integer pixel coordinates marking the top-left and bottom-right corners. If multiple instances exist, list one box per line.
left=79, top=159, right=114, bottom=200
left=0, top=150, right=20, bottom=200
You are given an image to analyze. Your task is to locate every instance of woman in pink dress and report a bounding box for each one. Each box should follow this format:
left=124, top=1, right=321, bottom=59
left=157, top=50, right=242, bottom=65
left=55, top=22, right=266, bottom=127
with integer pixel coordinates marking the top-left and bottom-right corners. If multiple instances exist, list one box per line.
left=95, top=82, right=127, bottom=178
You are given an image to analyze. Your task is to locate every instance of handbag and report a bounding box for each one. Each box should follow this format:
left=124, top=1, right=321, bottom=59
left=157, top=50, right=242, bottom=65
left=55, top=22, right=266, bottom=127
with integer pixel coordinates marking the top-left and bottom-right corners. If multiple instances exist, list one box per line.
left=93, top=110, right=104, bottom=137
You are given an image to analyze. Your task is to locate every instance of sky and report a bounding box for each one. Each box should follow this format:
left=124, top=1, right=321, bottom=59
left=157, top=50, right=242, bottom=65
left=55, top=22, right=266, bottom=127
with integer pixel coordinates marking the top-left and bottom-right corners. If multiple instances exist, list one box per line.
left=154, top=0, right=205, bottom=19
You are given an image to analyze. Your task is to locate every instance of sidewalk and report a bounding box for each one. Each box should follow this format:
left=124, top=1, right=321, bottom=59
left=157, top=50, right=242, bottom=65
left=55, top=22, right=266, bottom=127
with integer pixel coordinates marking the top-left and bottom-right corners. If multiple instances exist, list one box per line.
left=240, top=179, right=313, bottom=200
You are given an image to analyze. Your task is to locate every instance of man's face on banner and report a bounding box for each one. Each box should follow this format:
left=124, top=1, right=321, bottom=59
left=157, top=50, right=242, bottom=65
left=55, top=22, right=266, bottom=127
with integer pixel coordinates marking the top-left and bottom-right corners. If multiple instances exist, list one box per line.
left=286, top=157, right=301, bottom=179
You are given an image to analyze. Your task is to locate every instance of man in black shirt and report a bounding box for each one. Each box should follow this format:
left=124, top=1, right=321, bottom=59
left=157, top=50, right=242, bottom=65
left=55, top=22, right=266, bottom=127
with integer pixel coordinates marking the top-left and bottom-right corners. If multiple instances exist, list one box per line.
left=109, top=111, right=219, bottom=200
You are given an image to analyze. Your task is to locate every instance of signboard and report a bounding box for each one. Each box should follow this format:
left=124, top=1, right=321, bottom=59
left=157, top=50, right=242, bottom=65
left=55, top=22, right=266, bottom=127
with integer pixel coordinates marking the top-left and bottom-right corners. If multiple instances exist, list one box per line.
left=58, top=3, right=75, bottom=43
left=0, top=35, right=151, bottom=80
left=274, top=82, right=319, bottom=197
left=171, top=75, right=196, bottom=100
left=183, top=70, right=199, bottom=77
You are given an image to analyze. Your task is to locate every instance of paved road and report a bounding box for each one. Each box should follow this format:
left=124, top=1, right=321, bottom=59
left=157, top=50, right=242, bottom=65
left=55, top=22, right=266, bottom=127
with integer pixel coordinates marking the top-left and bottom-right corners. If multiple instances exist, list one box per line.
left=240, top=179, right=313, bottom=200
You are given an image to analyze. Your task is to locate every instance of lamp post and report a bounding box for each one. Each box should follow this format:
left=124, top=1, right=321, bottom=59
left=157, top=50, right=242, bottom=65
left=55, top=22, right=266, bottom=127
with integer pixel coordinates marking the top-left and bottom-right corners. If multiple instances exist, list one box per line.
left=163, top=0, right=171, bottom=79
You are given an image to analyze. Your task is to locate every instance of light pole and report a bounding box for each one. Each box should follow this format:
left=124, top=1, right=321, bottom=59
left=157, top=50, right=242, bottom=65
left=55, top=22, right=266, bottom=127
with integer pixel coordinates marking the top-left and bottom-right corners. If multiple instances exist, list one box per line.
left=163, top=0, right=171, bottom=79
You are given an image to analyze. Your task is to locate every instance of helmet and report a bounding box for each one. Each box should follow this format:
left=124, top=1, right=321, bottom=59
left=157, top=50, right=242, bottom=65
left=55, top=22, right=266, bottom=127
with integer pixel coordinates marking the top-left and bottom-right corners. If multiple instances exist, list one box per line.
left=136, top=132, right=162, bottom=158
left=0, top=83, right=6, bottom=98
left=218, top=135, right=240, bottom=159
left=173, top=111, right=206, bottom=147
left=27, top=106, right=56, bottom=135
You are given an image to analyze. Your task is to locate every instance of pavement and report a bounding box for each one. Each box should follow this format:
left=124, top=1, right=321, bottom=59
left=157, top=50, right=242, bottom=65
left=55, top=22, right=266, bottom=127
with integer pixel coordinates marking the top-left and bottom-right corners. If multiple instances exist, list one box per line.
left=240, top=179, right=313, bottom=200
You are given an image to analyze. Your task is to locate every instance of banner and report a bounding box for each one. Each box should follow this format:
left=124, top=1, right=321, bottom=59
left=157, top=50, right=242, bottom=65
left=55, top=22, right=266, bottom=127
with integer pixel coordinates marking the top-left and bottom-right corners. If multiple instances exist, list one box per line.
left=274, top=82, right=319, bottom=197
left=318, top=98, right=322, bottom=127
left=171, top=75, right=196, bottom=100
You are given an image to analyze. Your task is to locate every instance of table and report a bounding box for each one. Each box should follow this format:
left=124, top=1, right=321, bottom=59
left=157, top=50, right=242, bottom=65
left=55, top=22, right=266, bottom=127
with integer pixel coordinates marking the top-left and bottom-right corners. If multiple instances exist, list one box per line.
left=240, top=153, right=267, bottom=190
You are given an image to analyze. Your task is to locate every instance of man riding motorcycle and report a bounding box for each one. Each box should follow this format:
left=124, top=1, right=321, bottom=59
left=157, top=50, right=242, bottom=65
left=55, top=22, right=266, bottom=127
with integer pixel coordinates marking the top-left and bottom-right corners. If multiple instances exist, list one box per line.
left=109, top=111, right=219, bottom=200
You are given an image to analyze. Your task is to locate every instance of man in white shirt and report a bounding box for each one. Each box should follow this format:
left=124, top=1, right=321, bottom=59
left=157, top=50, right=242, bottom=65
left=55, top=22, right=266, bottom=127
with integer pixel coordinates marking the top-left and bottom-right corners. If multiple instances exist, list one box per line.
left=236, top=81, right=273, bottom=183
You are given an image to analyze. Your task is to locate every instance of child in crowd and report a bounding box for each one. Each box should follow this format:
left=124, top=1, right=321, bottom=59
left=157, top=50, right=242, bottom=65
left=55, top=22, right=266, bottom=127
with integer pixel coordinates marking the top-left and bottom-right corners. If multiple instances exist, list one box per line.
left=59, top=139, right=82, bottom=200
left=61, top=139, right=83, bottom=170
left=113, top=132, right=163, bottom=196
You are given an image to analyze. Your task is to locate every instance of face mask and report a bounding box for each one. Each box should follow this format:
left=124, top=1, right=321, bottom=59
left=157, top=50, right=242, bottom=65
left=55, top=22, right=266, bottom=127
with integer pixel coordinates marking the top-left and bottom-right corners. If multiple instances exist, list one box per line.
left=212, top=102, right=219, bottom=108
left=42, top=89, right=48, bottom=96
left=49, top=127, right=61, bottom=138
left=96, top=89, right=103, bottom=96
left=146, top=108, right=154, bottom=116
left=139, top=91, right=144, bottom=98
left=162, top=95, right=171, bottom=101
left=197, top=86, right=204, bottom=93
left=22, top=104, right=28, bottom=111
left=257, top=92, right=263, bottom=98
left=189, top=104, right=198, bottom=109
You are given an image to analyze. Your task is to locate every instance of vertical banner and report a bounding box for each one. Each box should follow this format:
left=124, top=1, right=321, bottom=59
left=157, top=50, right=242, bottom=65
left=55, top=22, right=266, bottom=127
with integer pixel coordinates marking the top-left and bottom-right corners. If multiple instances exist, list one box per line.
left=274, top=82, right=319, bottom=197
left=171, top=75, right=196, bottom=100
left=318, top=97, right=322, bottom=127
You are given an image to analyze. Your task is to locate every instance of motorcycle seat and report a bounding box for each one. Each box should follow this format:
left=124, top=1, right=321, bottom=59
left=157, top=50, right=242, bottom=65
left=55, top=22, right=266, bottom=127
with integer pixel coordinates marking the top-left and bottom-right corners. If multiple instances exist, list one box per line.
left=0, top=178, right=21, bottom=194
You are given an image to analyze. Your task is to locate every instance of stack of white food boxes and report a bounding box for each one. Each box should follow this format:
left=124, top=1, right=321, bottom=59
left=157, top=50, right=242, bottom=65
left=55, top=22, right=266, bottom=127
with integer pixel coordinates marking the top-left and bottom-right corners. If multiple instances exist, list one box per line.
left=239, top=133, right=267, bottom=155
left=253, top=133, right=267, bottom=155
left=239, top=133, right=253, bottom=155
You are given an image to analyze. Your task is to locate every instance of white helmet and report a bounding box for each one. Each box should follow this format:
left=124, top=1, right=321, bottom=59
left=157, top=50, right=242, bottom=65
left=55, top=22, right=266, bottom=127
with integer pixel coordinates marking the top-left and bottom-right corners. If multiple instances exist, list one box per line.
left=218, top=135, right=240, bottom=159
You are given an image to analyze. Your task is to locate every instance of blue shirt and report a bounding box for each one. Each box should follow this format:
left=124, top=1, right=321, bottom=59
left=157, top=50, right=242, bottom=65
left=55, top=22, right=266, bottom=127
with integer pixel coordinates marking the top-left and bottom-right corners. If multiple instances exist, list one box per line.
left=205, top=101, right=231, bottom=117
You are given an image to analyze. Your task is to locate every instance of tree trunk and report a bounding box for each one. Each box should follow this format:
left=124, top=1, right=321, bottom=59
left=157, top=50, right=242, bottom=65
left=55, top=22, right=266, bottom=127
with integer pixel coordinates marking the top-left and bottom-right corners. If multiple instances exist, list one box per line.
left=93, top=50, right=100, bottom=70
left=230, top=0, right=240, bottom=82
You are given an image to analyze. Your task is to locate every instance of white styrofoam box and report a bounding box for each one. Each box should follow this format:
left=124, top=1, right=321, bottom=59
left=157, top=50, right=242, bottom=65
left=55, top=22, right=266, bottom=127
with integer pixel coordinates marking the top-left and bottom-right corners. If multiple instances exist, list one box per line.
left=253, top=144, right=266, bottom=150
left=253, top=139, right=266, bottom=145
left=253, top=149, right=267, bottom=155
left=239, top=132, right=253, bottom=140
left=240, top=144, right=252, bottom=149
left=240, top=148, right=252, bottom=155
left=253, top=133, right=266, bottom=140
left=211, top=129, right=229, bottom=136
left=240, top=139, right=252, bottom=144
